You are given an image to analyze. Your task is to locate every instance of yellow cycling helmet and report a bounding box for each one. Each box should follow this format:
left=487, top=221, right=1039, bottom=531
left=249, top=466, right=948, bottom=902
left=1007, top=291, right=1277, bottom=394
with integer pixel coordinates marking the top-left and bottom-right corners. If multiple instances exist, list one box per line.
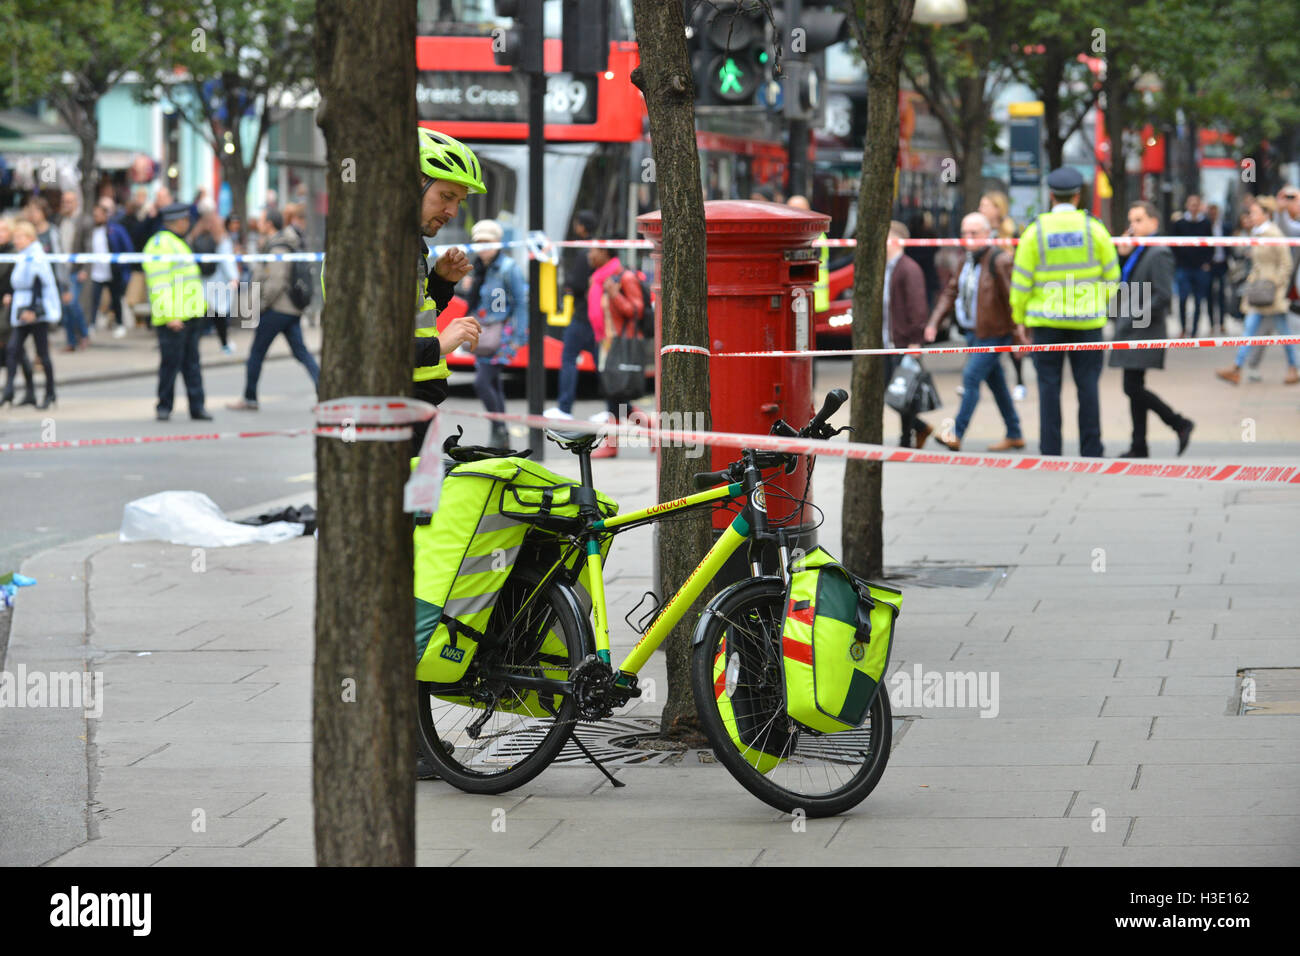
left=418, top=127, right=486, bottom=195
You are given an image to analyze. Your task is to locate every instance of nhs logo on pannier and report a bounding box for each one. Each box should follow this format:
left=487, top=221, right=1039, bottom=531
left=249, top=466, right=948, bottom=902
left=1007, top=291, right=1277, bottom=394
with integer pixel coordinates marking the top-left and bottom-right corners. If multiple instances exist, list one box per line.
left=440, top=645, right=466, bottom=663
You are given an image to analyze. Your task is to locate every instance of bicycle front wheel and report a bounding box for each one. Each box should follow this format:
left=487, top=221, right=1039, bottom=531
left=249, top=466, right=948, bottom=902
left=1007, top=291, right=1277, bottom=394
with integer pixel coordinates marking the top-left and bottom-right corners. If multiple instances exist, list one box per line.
left=691, top=577, right=892, bottom=817
left=417, top=565, right=586, bottom=795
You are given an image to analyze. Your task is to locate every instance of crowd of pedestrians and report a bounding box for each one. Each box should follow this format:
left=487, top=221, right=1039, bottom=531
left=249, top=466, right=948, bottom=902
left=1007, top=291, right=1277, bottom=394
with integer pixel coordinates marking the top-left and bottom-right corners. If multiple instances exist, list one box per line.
left=891, top=171, right=1300, bottom=460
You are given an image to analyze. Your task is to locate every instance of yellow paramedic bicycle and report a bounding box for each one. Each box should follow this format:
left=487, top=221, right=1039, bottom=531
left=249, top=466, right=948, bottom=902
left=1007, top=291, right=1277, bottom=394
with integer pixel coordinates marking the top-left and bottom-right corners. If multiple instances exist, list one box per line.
left=416, top=390, right=893, bottom=816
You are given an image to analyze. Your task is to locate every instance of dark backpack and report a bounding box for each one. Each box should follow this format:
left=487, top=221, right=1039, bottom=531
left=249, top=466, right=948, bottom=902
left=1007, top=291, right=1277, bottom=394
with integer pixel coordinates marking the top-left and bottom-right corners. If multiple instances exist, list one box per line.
left=190, top=233, right=218, bottom=277
left=632, top=270, right=654, bottom=337
left=273, top=239, right=315, bottom=311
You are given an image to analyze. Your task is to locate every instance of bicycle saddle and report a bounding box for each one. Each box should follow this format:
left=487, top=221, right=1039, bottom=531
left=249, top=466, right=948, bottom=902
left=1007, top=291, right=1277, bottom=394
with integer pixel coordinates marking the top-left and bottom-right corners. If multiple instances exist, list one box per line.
left=545, top=427, right=605, bottom=452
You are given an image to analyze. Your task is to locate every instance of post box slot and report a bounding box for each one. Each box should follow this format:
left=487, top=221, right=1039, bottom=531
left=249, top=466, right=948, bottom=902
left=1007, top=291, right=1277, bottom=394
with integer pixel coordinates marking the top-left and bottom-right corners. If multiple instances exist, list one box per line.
left=788, top=263, right=819, bottom=282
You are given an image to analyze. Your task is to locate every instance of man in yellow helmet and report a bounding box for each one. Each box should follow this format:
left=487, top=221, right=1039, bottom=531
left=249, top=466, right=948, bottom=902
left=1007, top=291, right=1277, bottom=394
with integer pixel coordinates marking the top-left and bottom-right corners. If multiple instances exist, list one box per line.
left=1010, top=166, right=1119, bottom=457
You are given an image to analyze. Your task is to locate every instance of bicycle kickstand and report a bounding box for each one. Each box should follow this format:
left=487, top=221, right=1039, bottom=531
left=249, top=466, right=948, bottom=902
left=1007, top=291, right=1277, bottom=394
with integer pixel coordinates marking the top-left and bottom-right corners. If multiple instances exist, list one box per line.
left=569, top=733, right=626, bottom=789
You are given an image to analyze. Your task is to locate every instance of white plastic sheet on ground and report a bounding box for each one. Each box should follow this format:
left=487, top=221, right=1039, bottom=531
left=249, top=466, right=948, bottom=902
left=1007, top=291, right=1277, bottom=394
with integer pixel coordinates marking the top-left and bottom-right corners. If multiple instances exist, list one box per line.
left=119, top=491, right=304, bottom=547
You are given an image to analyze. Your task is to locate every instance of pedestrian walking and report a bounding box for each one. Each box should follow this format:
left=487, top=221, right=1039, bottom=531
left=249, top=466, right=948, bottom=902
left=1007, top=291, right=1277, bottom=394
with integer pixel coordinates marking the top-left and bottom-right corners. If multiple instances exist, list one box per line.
left=88, top=198, right=133, bottom=338
left=924, top=212, right=1023, bottom=452
left=196, top=208, right=239, bottom=354
left=1170, top=194, right=1213, bottom=337
left=884, top=220, right=934, bottom=447
left=464, top=219, right=528, bottom=448
left=1215, top=196, right=1299, bottom=385
left=1111, top=201, right=1194, bottom=458
left=56, top=190, right=93, bottom=351
left=142, top=203, right=210, bottom=421
left=582, top=243, right=643, bottom=459
left=979, top=190, right=1027, bottom=400
left=226, top=205, right=319, bottom=410
left=2, top=220, right=60, bottom=409
left=0, top=216, right=36, bottom=402
left=1206, top=203, right=1229, bottom=335
left=1010, top=166, right=1120, bottom=458
left=554, top=210, right=598, bottom=416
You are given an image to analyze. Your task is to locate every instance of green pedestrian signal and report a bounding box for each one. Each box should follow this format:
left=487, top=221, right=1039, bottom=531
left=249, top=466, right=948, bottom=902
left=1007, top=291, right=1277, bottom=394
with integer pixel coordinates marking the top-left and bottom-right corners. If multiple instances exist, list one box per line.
left=718, top=58, right=744, bottom=95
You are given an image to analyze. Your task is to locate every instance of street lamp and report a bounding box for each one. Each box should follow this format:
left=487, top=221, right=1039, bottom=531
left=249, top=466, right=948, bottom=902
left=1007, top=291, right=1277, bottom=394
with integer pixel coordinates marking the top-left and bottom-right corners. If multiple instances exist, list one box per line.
left=912, top=0, right=967, bottom=24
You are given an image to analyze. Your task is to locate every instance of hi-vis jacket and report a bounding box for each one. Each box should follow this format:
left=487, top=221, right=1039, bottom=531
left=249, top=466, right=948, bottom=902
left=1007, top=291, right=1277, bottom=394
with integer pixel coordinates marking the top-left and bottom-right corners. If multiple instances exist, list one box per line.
left=142, top=228, right=206, bottom=325
left=321, top=250, right=457, bottom=405
left=1010, top=206, right=1119, bottom=330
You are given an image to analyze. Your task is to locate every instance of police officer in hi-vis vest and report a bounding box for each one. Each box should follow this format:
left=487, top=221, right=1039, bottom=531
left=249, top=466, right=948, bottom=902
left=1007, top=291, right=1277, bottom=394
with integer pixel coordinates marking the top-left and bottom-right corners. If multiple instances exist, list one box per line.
left=1010, top=167, right=1120, bottom=457
left=143, top=203, right=211, bottom=421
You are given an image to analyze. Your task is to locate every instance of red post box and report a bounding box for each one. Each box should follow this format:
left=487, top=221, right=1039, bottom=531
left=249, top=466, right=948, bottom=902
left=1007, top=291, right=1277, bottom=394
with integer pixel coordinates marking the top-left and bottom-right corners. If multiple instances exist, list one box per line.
left=637, top=201, right=830, bottom=572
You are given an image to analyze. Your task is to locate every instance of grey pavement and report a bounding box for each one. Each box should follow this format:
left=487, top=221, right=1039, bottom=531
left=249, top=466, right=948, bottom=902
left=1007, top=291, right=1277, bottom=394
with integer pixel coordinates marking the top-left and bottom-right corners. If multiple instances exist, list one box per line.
left=3, top=439, right=1299, bottom=866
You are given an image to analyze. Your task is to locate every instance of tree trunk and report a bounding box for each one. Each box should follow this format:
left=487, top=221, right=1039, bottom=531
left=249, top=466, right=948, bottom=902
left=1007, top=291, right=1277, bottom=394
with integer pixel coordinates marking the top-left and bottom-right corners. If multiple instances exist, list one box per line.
left=312, top=0, right=418, bottom=867
left=957, top=72, right=986, bottom=214
left=1102, top=69, right=1130, bottom=235
left=223, top=159, right=251, bottom=229
left=1040, top=61, right=1066, bottom=172
left=51, top=92, right=100, bottom=214
left=630, top=0, right=711, bottom=740
left=842, top=0, right=914, bottom=580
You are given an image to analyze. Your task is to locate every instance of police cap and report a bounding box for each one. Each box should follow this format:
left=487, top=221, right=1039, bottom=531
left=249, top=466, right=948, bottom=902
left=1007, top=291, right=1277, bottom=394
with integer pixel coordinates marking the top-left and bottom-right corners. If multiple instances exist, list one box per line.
left=1046, top=167, right=1084, bottom=194
left=160, top=202, right=192, bottom=223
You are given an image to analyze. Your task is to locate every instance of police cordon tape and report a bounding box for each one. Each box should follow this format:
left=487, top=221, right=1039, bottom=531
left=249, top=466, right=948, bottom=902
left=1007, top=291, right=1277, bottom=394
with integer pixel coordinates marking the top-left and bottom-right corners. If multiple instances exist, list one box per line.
left=4, top=399, right=1298, bottom=486
left=661, top=333, right=1300, bottom=360
left=6, top=232, right=1300, bottom=265
left=447, top=407, right=1300, bottom=486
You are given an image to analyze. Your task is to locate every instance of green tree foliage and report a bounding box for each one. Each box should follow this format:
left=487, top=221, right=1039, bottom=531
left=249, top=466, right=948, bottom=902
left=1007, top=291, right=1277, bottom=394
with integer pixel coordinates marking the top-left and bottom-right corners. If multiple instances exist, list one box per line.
left=0, top=1, right=177, bottom=210
left=139, top=0, right=316, bottom=222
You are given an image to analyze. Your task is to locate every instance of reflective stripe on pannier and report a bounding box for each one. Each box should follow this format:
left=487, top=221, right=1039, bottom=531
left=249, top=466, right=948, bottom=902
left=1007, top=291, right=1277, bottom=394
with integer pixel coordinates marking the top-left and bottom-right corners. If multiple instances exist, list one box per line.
left=781, top=547, right=901, bottom=734
left=414, top=456, right=618, bottom=685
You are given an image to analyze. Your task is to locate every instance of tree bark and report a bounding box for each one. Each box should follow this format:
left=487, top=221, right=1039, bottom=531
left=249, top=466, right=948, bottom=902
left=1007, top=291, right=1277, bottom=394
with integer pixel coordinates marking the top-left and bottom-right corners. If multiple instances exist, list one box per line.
left=630, top=0, right=711, bottom=740
left=312, top=0, right=418, bottom=867
left=957, top=72, right=986, bottom=213
left=1102, top=68, right=1131, bottom=235
left=841, top=0, right=914, bottom=580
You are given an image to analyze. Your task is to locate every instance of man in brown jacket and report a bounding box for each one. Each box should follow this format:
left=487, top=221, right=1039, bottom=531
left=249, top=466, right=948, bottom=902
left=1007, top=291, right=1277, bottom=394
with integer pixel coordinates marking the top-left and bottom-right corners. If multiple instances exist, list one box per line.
left=923, top=212, right=1023, bottom=451
left=884, top=221, right=934, bottom=447
left=228, top=204, right=320, bottom=410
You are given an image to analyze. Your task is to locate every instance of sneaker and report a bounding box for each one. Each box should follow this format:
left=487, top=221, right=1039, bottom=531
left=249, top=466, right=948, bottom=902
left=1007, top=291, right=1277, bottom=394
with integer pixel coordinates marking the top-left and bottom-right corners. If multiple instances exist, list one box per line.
left=1247, top=370, right=1263, bottom=383
left=954, top=384, right=966, bottom=397
left=226, top=399, right=259, bottom=411
left=1013, top=384, right=1026, bottom=401
left=221, top=343, right=237, bottom=355
left=156, top=410, right=171, bottom=421
left=112, top=325, right=127, bottom=339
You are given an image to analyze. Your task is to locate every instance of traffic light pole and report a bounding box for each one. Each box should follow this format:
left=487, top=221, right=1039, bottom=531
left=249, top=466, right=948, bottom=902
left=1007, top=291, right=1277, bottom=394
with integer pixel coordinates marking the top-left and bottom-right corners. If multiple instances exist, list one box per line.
left=785, top=0, right=809, bottom=200
left=527, top=43, right=546, bottom=458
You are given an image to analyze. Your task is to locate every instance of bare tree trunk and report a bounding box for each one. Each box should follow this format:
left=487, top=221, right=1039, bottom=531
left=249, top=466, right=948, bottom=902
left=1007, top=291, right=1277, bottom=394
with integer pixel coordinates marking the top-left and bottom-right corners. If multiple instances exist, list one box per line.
left=312, top=0, right=418, bottom=867
left=1102, top=69, right=1130, bottom=235
left=630, top=0, right=711, bottom=740
left=842, top=0, right=914, bottom=580
left=223, top=160, right=251, bottom=228
left=51, top=92, right=100, bottom=214
left=957, top=73, right=986, bottom=213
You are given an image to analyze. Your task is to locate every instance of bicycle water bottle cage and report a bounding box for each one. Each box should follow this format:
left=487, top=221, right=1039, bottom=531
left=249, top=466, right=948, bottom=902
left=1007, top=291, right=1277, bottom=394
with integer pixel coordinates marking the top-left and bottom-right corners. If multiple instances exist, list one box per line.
left=625, top=590, right=666, bottom=635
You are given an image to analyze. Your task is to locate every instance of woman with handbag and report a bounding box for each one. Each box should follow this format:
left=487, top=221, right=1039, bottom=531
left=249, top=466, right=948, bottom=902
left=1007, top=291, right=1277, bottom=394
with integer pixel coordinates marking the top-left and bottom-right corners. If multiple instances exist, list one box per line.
left=465, top=219, right=528, bottom=448
left=1216, top=197, right=1299, bottom=385
left=2, top=220, right=61, bottom=409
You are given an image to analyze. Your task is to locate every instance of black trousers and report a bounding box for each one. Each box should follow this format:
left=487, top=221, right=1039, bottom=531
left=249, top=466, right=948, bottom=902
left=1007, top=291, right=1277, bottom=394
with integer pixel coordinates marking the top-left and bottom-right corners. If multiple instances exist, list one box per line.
left=5, top=323, right=52, bottom=397
left=1123, top=369, right=1181, bottom=452
left=156, top=322, right=206, bottom=415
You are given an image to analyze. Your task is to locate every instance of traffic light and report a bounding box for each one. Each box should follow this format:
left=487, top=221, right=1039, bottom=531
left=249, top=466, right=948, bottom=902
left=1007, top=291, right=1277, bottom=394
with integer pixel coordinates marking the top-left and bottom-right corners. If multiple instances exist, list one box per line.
left=689, top=0, right=770, bottom=105
left=772, top=6, right=848, bottom=123
left=562, top=0, right=609, bottom=74
left=494, top=0, right=543, bottom=73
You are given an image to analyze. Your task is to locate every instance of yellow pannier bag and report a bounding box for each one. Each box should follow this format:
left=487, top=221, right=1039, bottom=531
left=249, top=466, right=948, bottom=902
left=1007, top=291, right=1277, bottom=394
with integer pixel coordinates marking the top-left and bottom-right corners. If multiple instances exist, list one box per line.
left=781, top=547, right=901, bottom=734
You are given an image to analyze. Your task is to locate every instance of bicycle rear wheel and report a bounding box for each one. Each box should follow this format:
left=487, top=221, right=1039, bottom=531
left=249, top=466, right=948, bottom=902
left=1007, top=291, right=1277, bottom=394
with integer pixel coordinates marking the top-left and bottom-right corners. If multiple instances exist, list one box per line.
left=691, top=577, right=892, bottom=817
left=417, top=565, right=586, bottom=794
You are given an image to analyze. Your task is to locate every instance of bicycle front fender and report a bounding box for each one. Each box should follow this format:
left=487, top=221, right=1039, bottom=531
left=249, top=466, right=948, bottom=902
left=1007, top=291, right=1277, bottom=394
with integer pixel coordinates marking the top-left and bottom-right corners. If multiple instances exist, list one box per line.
left=690, top=576, right=786, bottom=646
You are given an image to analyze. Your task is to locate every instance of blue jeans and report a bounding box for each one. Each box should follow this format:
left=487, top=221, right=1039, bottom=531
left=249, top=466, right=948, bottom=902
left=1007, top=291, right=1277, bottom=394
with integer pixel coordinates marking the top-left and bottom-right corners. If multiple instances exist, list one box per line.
left=244, top=309, right=319, bottom=402
left=1236, top=312, right=1298, bottom=368
left=1029, top=326, right=1104, bottom=457
left=955, top=332, right=1021, bottom=441
left=62, top=273, right=88, bottom=347
left=1175, top=265, right=1211, bottom=335
left=557, top=317, right=595, bottom=415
